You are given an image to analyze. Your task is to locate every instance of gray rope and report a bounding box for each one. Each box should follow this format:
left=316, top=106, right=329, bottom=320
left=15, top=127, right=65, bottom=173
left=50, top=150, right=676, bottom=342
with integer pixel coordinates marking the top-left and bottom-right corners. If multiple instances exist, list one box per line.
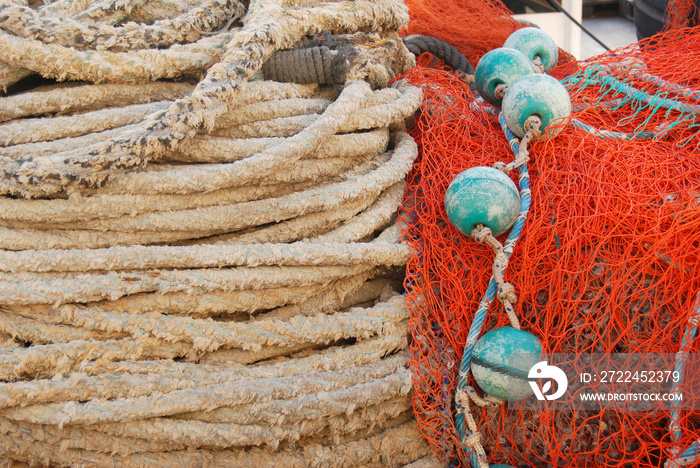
left=261, top=38, right=362, bottom=86
left=262, top=45, right=339, bottom=85
left=402, top=35, right=474, bottom=74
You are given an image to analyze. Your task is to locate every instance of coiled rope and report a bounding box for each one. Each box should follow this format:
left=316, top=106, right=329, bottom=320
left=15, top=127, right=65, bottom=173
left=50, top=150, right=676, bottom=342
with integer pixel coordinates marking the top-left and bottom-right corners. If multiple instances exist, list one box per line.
left=0, top=0, right=440, bottom=465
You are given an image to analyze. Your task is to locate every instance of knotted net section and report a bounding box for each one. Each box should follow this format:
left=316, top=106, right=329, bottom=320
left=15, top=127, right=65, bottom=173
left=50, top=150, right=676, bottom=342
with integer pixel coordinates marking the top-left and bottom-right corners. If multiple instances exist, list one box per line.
left=401, top=27, right=700, bottom=468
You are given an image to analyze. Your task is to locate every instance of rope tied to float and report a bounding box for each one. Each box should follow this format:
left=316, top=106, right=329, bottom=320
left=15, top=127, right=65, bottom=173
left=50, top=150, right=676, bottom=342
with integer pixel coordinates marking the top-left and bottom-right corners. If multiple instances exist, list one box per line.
left=452, top=111, right=542, bottom=467
left=449, top=27, right=570, bottom=468
left=531, top=55, right=545, bottom=74
left=459, top=26, right=700, bottom=468
left=493, top=114, right=542, bottom=175
left=470, top=225, right=521, bottom=331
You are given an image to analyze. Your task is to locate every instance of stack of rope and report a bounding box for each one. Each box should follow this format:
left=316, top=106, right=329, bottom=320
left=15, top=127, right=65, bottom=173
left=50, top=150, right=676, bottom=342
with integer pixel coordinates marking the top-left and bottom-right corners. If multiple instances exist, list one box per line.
left=0, top=0, right=436, bottom=465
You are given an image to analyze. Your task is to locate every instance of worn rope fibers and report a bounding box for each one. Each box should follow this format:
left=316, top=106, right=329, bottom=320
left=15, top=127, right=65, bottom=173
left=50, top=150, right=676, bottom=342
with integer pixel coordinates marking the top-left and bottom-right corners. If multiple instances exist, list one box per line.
left=0, top=0, right=438, bottom=465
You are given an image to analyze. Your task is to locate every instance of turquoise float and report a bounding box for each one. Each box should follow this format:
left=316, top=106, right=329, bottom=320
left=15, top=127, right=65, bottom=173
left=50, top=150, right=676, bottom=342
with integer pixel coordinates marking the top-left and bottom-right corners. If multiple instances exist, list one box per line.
left=444, top=166, right=520, bottom=238
left=502, top=73, right=572, bottom=139
left=504, top=27, right=559, bottom=73
left=474, top=48, right=536, bottom=106
left=471, top=326, right=542, bottom=401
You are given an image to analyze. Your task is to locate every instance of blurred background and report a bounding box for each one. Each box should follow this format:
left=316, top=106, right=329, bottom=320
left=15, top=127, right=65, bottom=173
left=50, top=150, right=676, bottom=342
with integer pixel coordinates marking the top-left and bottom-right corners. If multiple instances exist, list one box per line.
left=501, top=0, right=681, bottom=59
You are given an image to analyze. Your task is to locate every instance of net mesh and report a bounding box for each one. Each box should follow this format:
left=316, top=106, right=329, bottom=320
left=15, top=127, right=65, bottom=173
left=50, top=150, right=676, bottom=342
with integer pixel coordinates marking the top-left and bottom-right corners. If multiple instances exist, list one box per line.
left=666, top=0, right=700, bottom=30
left=399, top=18, right=700, bottom=468
left=403, top=0, right=520, bottom=69
left=403, top=0, right=576, bottom=85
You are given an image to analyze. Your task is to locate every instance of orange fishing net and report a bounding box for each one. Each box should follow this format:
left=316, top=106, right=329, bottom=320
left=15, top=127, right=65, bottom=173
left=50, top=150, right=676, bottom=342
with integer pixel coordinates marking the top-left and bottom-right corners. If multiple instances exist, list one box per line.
left=666, top=0, right=699, bottom=30
left=400, top=19, right=700, bottom=468
left=403, top=0, right=520, bottom=70
left=403, top=0, right=576, bottom=85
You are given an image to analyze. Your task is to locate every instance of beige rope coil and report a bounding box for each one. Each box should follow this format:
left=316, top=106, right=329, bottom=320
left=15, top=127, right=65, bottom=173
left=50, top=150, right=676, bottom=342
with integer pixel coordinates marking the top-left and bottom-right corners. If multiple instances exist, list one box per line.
left=0, top=0, right=431, bottom=464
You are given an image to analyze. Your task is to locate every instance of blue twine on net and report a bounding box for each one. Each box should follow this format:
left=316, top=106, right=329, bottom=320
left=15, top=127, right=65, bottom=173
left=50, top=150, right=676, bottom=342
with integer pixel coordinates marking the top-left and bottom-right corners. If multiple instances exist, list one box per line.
left=470, top=93, right=502, bottom=116
left=668, top=292, right=700, bottom=465
left=680, top=441, right=700, bottom=462
left=567, top=64, right=700, bottom=115
left=454, top=112, right=532, bottom=468
left=563, top=63, right=700, bottom=145
left=570, top=118, right=656, bottom=140
left=634, top=71, right=700, bottom=102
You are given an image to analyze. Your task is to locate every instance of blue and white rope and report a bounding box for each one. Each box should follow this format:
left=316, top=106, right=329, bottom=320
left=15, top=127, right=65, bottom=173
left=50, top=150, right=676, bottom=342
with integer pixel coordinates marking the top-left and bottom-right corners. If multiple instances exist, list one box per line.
left=570, top=118, right=655, bottom=140
left=563, top=61, right=700, bottom=143
left=452, top=60, right=700, bottom=467
left=454, top=112, right=533, bottom=467
left=630, top=69, right=700, bottom=102
left=668, top=293, right=700, bottom=467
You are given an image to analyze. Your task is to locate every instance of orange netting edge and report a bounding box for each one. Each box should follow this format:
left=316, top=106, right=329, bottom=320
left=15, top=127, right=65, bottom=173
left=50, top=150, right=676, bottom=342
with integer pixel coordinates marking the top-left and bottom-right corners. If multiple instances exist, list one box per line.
left=666, top=0, right=700, bottom=30
left=399, top=25, right=700, bottom=467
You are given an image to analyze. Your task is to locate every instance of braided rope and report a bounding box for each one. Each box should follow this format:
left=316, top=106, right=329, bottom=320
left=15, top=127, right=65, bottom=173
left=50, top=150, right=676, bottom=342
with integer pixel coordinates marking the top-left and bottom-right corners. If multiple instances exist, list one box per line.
left=563, top=58, right=700, bottom=142
left=0, top=81, right=194, bottom=123
left=0, top=101, right=172, bottom=146
left=0, top=419, right=428, bottom=466
left=566, top=61, right=700, bottom=135
left=0, top=0, right=414, bottom=198
left=570, top=118, right=656, bottom=140
left=0, top=30, right=237, bottom=86
left=403, top=34, right=474, bottom=74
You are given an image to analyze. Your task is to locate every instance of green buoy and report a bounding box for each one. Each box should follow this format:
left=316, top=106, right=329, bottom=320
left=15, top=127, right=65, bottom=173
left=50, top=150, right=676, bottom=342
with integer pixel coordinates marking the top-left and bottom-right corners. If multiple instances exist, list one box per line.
left=444, top=166, right=520, bottom=238
left=471, top=326, right=542, bottom=401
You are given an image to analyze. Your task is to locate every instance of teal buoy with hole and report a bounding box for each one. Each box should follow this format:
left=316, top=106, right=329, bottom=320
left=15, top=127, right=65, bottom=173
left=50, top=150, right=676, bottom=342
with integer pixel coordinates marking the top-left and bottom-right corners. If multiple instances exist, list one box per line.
left=444, top=166, right=520, bottom=238
left=502, top=73, right=571, bottom=139
left=474, top=48, right=536, bottom=107
left=471, top=327, right=542, bottom=401
left=504, top=27, right=559, bottom=73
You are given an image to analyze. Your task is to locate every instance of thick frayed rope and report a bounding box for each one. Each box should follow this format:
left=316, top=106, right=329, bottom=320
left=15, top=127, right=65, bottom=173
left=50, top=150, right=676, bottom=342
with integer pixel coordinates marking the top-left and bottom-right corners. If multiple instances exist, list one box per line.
left=0, top=0, right=429, bottom=463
